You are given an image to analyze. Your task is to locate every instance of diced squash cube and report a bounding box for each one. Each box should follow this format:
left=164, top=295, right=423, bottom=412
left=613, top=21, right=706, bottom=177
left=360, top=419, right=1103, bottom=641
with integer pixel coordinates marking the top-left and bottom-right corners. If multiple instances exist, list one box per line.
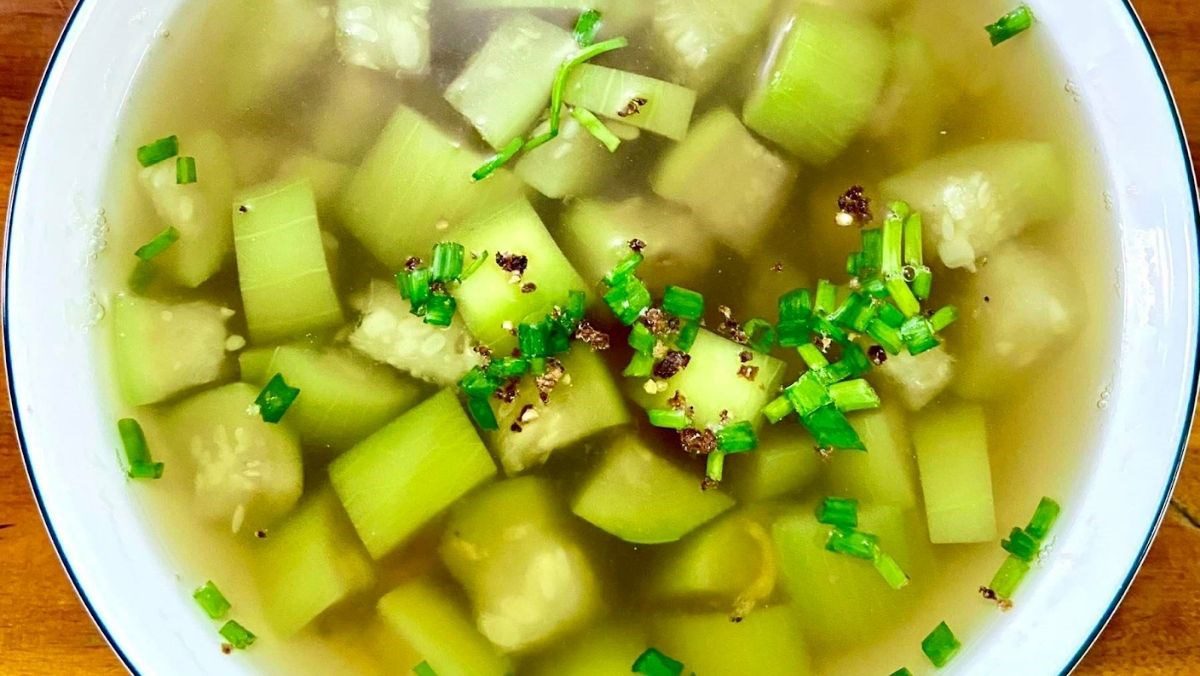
left=727, top=424, right=823, bottom=502
left=650, top=607, right=812, bottom=675
left=652, top=0, right=775, bottom=93
left=877, top=344, right=955, bottom=411
left=335, top=0, right=431, bottom=75
left=652, top=108, right=797, bottom=253
left=111, top=295, right=232, bottom=406
left=912, top=402, right=996, bottom=543
left=338, top=105, right=524, bottom=267
left=826, top=405, right=920, bottom=509
left=563, top=64, right=698, bottom=140
left=743, top=5, right=890, bottom=165
left=255, top=490, right=375, bottom=635
left=233, top=179, right=343, bottom=343
left=378, top=578, right=513, bottom=676
left=571, top=434, right=734, bottom=544
left=330, top=389, right=498, bottom=558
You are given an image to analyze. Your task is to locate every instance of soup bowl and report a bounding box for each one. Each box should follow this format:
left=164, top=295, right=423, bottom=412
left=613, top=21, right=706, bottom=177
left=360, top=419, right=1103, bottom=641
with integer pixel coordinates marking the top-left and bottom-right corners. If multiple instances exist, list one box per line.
left=5, top=0, right=1198, bottom=673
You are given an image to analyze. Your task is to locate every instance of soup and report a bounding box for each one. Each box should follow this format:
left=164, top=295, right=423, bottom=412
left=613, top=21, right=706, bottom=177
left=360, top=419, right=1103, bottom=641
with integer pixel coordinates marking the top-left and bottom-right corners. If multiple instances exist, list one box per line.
left=98, top=0, right=1116, bottom=673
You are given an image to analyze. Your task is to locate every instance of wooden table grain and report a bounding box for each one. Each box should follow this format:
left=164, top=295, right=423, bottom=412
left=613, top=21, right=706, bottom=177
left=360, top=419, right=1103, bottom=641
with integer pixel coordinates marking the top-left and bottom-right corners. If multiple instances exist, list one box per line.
left=0, top=1, right=1197, bottom=674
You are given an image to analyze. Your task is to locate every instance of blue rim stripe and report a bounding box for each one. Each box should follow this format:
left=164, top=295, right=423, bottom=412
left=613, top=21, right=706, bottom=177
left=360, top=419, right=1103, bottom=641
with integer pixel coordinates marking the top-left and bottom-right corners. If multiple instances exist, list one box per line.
left=2, top=2, right=1197, bottom=676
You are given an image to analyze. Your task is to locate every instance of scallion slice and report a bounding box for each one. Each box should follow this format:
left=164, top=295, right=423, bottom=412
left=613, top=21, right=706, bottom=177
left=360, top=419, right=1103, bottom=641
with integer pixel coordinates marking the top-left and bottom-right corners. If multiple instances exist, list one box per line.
left=989, top=554, right=1032, bottom=599
left=985, top=4, right=1035, bottom=46
left=218, top=620, right=257, bottom=650
left=604, top=251, right=644, bottom=286
left=460, top=367, right=499, bottom=398
left=623, top=351, right=655, bottom=378
left=412, top=661, right=438, bottom=676
left=423, top=294, right=457, bottom=327
left=518, top=321, right=549, bottom=359
left=1026, top=497, right=1061, bottom=540
left=1001, top=526, right=1041, bottom=562
left=117, top=418, right=163, bottom=479
left=466, top=395, right=500, bottom=431
left=705, top=449, right=727, bottom=484
left=814, top=279, right=838, bottom=316
left=786, top=372, right=832, bottom=417
left=176, top=156, right=198, bottom=184
left=460, top=250, right=489, bottom=281
left=778, top=288, right=813, bottom=322
left=136, top=135, right=179, bottom=167
left=802, top=405, right=865, bottom=450
left=796, top=343, right=829, bottom=371
left=921, top=621, right=961, bottom=668
left=430, top=242, right=466, bottom=282
left=571, top=106, right=621, bottom=152
left=816, top=497, right=858, bottom=529
left=648, top=408, right=690, bottom=430
left=743, top=318, right=776, bottom=353
left=675, top=320, right=699, bottom=351
left=829, top=379, right=881, bottom=412
left=255, top=374, right=300, bottom=424
left=628, top=321, right=656, bottom=354
left=762, top=394, right=794, bottom=423
left=548, top=36, right=629, bottom=137
left=900, top=316, right=940, bottom=356
left=603, top=275, right=651, bottom=325
left=873, top=550, right=911, bottom=590
left=661, top=285, right=705, bottom=321
left=825, top=527, right=877, bottom=560
left=866, top=318, right=904, bottom=355
left=134, top=226, right=181, bottom=262
left=193, top=581, right=231, bottom=620
left=890, top=669, right=914, bottom=676
left=397, top=267, right=433, bottom=310
left=632, top=647, right=684, bottom=676
left=716, top=421, right=757, bottom=453
left=487, top=356, right=529, bottom=380
left=472, top=137, right=524, bottom=182
left=572, top=9, right=603, bottom=47
left=929, top=305, right=959, bottom=333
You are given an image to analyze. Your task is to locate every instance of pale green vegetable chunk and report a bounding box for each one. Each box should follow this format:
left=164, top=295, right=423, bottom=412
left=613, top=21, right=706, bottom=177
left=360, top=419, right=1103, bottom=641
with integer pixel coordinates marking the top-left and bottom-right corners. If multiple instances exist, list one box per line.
left=441, top=477, right=601, bottom=652
left=826, top=405, right=920, bottom=508
left=652, top=0, right=775, bottom=93
left=254, top=490, right=375, bottom=635
left=572, top=434, right=734, bottom=544
left=880, top=141, right=1068, bottom=270
left=137, top=130, right=235, bottom=287
left=238, top=344, right=424, bottom=451
left=652, top=107, right=797, bottom=252
left=650, top=607, right=812, bottom=675
left=111, top=295, right=232, bottom=406
left=563, top=64, right=697, bottom=140
left=912, top=402, right=997, bottom=543
left=166, top=383, right=303, bottom=533
left=486, top=347, right=630, bottom=475
left=726, top=425, right=822, bottom=502
left=233, top=179, right=343, bottom=343
left=743, top=4, right=890, bottom=165
left=377, top=578, right=513, bottom=676
left=515, top=115, right=637, bottom=199
left=524, top=622, right=647, bottom=676
left=329, top=389, right=498, bottom=558
left=631, top=329, right=787, bottom=428
left=446, top=13, right=578, bottom=149
left=335, top=0, right=431, bottom=75
left=877, top=343, right=955, bottom=411
left=338, top=105, right=524, bottom=267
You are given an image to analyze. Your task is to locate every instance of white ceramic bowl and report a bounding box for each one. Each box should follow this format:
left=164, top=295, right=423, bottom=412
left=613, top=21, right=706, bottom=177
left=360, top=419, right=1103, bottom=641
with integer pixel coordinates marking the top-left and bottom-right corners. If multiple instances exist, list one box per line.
left=5, top=1, right=1198, bottom=674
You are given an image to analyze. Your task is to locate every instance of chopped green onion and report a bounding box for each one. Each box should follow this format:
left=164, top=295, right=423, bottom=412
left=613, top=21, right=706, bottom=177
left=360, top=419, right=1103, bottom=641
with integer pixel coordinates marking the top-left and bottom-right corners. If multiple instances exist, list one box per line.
left=1001, top=526, right=1040, bottom=562
left=828, top=292, right=877, bottom=332
left=816, top=497, right=858, bottom=529
left=762, top=395, right=794, bottom=424
left=826, top=527, right=877, bottom=560
left=705, top=449, right=726, bottom=484
left=779, top=288, right=813, bottom=322
left=866, top=319, right=904, bottom=355
left=628, top=321, right=656, bottom=354
left=571, top=106, right=621, bottom=152
left=886, top=276, right=922, bottom=318
left=858, top=228, right=884, bottom=278
left=661, top=285, right=705, bottom=321
left=397, top=267, right=433, bottom=311
left=648, top=408, right=690, bottom=430
left=873, top=550, right=910, bottom=590
left=413, top=661, right=438, bottom=676
left=776, top=320, right=810, bottom=348
left=136, top=135, right=179, bottom=167
left=604, top=251, right=644, bottom=286
left=430, top=242, right=466, bottom=282
left=989, top=554, right=1032, bottom=599
left=523, top=130, right=557, bottom=153
left=117, top=418, right=164, bottom=479
left=466, top=395, right=499, bottom=431
left=891, top=669, right=914, bottom=676
left=1026, top=497, right=1062, bottom=540
left=603, top=275, right=652, bottom=325
left=900, top=316, right=940, bottom=356
left=814, top=280, right=838, bottom=316
left=802, top=405, right=865, bottom=450
left=743, top=318, right=776, bottom=353
left=565, top=289, right=587, bottom=322
left=128, top=260, right=157, bottom=294
left=716, top=421, right=757, bottom=453
left=912, top=267, right=934, bottom=300
left=193, top=581, right=231, bottom=620
left=518, top=322, right=549, bottom=359
left=472, top=136, right=524, bottom=182
left=829, top=379, right=881, bottom=412
left=902, top=211, right=923, bottom=267
left=881, top=207, right=905, bottom=275
left=675, top=320, right=700, bottom=351
left=929, top=305, right=959, bottom=333
left=175, top=156, right=198, bottom=184
left=860, top=276, right=889, bottom=299
left=134, top=226, right=181, bottom=262
left=572, top=9, right=604, bottom=47
left=548, top=36, right=629, bottom=137
left=876, top=301, right=906, bottom=328
left=487, top=356, right=530, bottom=380
left=460, top=367, right=499, bottom=398
left=624, top=351, right=655, bottom=378
left=786, top=372, right=832, bottom=417
left=824, top=343, right=871, bottom=383
left=796, top=343, right=829, bottom=371
left=985, top=4, right=1035, bottom=46
left=460, top=250, right=489, bottom=281
left=255, top=374, right=301, bottom=424
left=632, top=647, right=684, bottom=676
left=218, top=620, right=257, bottom=650
left=530, top=356, right=548, bottom=374
left=921, top=622, right=961, bottom=668
left=423, top=294, right=457, bottom=327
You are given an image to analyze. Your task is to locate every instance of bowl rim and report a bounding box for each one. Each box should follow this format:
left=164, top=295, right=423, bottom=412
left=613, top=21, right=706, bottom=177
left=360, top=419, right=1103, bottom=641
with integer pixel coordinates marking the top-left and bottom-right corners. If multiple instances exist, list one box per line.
left=4, top=1, right=1198, bottom=674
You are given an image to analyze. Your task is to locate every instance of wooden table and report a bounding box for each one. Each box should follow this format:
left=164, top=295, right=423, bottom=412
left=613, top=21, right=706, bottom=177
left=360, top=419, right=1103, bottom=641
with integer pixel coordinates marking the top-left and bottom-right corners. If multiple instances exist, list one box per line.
left=0, top=1, right=1197, bottom=674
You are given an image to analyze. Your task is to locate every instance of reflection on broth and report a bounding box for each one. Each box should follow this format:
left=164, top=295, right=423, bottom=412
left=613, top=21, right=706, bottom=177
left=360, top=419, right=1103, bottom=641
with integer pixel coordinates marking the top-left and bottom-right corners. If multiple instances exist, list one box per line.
left=99, top=0, right=1116, bottom=673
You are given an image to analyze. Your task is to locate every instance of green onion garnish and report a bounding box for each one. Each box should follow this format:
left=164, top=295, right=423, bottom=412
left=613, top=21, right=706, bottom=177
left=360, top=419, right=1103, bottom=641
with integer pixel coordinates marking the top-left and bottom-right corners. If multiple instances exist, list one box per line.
left=779, top=288, right=813, bottom=322
left=762, top=395, right=794, bottom=423
left=466, top=395, right=500, bottom=431
left=828, top=292, right=877, bottom=332
left=929, top=305, right=959, bottom=333
left=866, top=318, right=904, bottom=355
left=814, top=279, right=838, bottom=316
left=572, top=9, right=603, bottom=47
left=675, top=320, right=699, bottom=351
left=816, top=497, right=858, bottom=529
left=796, top=343, right=829, bottom=370
left=632, top=647, right=684, bottom=676
left=570, top=106, right=621, bottom=152
left=1026, top=497, right=1061, bottom=540
left=776, top=320, right=809, bottom=348
left=486, top=356, right=530, bottom=380
left=397, top=267, right=433, bottom=309
left=985, top=5, right=1035, bottom=46
left=128, top=260, right=157, bottom=294
left=661, top=285, right=704, bottom=321
left=921, top=621, right=961, bottom=668
left=985, top=496, right=1061, bottom=600
left=647, top=408, right=690, bottom=430
left=193, top=581, right=231, bottom=620
left=802, top=405, right=865, bottom=450
left=628, top=321, right=656, bottom=354
left=1001, top=526, right=1040, bottom=562
left=604, top=251, right=644, bottom=286
left=518, top=322, right=549, bottom=359
left=873, top=550, right=911, bottom=590
left=218, top=620, right=257, bottom=650
left=413, top=661, right=438, bottom=676
left=825, top=527, right=877, bottom=560
left=989, top=554, right=1031, bottom=599
left=423, top=294, right=457, bottom=327
left=460, top=250, right=489, bottom=281
left=255, top=374, right=300, bottom=424
left=176, top=156, right=197, bottom=184
left=136, top=135, right=179, bottom=167
left=472, top=136, right=524, bottom=182
left=891, top=669, right=913, bottom=676
left=705, top=450, right=726, bottom=484
left=548, top=36, right=629, bottom=137
left=786, top=372, right=832, bottom=417
left=624, top=351, right=655, bottom=378
left=460, top=366, right=499, bottom=398
left=134, top=226, right=181, bottom=262
left=743, top=318, right=776, bottom=353
left=431, top=242, right=465, bottom=282
left=900, top=316, right=940, bottom=356
left=716, top=421, right=757, bottom=453
left=603, top=275, right=651, bottom=325
left=828, top=379, right=881, bottom=412
left=117, top=418, right=164, bottom=479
